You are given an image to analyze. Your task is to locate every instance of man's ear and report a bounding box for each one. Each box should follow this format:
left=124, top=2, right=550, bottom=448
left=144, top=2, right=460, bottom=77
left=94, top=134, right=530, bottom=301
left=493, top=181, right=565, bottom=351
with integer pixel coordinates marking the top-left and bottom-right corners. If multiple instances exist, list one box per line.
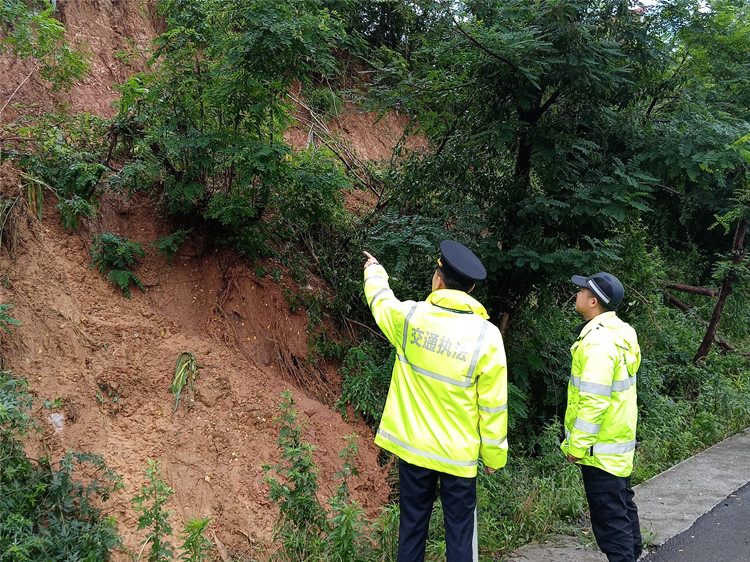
left=433, top=270, right=446, bottom=290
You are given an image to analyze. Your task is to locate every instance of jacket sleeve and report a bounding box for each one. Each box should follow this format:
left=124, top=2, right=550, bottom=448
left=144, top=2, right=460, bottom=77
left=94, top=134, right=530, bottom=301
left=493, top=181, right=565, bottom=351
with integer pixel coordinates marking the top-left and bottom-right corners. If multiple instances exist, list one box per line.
left=363, top=264, right=411, bottom=348
left=567, top=342, right=616, bottom=458
left=477, top=330, right=508, bottom=469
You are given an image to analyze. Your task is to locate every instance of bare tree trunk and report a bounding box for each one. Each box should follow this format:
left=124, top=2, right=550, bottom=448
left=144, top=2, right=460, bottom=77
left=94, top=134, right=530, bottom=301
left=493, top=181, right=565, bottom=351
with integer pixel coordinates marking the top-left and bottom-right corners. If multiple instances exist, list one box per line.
left=694, top=218, right=748, bottom=362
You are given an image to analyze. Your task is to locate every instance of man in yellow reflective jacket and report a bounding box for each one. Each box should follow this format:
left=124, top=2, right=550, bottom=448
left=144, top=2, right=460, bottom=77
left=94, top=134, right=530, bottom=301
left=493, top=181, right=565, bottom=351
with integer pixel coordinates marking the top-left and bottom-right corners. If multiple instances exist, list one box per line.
left=363, top=240, right=507, bottom=562
left=561, top=272, right=642, bottom=562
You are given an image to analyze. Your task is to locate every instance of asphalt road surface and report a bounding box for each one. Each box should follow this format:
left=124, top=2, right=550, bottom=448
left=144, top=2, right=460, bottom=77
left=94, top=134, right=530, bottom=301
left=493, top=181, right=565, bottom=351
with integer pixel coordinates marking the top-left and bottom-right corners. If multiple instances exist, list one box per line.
left=642, top=482, right=750, bottom=562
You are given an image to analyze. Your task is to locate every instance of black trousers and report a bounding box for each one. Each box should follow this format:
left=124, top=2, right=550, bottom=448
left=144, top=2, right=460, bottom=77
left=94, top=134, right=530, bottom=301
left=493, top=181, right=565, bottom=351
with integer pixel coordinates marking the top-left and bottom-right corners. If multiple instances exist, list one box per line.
left=580, top=464, right=643, bottom=562
left=397, top=459, right=477, bottom=562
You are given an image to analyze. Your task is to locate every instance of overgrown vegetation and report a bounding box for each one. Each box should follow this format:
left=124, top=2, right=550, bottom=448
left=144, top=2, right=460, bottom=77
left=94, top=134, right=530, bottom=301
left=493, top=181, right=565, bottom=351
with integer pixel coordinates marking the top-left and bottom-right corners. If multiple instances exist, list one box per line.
left=0, top=371, right=123, bottom=560
left=263, top=391, right=397, bottom=561
left=0, top=366, right=218, bottom=561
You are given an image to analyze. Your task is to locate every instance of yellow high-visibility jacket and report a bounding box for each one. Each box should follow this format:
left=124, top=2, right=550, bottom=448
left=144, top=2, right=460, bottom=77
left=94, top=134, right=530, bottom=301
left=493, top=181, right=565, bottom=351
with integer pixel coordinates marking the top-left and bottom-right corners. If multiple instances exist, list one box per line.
left=561, top=311, right=641, bottom=477
left=364, top=264, right=508, bottom=478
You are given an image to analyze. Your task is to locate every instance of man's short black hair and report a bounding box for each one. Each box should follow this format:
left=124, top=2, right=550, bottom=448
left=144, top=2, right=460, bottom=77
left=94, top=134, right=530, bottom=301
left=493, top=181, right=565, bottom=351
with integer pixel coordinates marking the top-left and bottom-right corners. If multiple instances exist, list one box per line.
left=437, top=267, right=474, bottom=292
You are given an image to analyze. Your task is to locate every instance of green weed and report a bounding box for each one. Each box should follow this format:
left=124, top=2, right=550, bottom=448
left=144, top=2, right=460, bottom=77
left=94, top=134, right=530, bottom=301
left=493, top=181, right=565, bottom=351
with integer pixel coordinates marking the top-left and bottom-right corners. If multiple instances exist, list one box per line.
left=131, top=459, right=174, bottom=561
left=265, top=392, right=397, bottom=561
left=0, top=304, right=21, bottom=334
left=177, top=517, right=215, bottom=562
left=263, top=391, right=327, bottom=559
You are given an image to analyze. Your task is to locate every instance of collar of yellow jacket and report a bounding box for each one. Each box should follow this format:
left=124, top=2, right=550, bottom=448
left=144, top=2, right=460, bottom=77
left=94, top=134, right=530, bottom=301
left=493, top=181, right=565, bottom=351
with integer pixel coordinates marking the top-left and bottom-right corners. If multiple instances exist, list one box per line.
left=579, top=310, right=618, bottom=339
left=427, top=289, right=489, bottom=319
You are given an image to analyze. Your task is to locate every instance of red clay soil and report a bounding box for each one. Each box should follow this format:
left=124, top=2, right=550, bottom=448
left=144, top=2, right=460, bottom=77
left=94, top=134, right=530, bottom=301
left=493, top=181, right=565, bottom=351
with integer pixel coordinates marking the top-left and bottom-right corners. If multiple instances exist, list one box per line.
left=0, top=0, right=431, bottom=558
left=0, top=189, right=389, bottom=560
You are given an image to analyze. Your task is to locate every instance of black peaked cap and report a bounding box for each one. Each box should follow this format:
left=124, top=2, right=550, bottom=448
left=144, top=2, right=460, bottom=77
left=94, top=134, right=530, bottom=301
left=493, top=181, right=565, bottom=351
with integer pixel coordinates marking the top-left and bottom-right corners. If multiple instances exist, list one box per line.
left=439, top=240, right=487, bottom=284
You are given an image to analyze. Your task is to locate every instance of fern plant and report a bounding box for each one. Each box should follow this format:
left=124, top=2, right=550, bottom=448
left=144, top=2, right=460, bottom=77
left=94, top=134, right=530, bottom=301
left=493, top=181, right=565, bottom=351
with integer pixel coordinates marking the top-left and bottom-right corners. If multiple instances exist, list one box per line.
left=152, top=229, right=191, bottom=263
left=89, top=233, right=145, bottom=298
left=106, top=269, right=145, bottom=299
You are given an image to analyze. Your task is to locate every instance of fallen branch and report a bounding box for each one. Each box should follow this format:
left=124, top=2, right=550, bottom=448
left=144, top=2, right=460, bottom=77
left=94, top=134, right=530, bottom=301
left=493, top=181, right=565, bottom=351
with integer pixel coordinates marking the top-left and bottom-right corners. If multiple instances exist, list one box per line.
left=662, top=291, right=736, bottom=353
left=288, top=92, right=387, bottom=205
left=663, top=282, right=718, bottom=297
left=695, top=218, right=747, bottom=362
left=663, top=291, right=692, bottom=313
left=344, top=317, right=388, bottom=342
left=0, top=70, right=34, bottom=120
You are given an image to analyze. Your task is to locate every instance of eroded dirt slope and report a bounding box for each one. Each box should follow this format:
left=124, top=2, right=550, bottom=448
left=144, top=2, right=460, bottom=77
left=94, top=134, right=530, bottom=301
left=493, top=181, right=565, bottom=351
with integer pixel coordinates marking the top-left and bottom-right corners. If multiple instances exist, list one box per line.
left=0, top=0, right=428, bottom=558
left=0, top=190, right=391, bottom=558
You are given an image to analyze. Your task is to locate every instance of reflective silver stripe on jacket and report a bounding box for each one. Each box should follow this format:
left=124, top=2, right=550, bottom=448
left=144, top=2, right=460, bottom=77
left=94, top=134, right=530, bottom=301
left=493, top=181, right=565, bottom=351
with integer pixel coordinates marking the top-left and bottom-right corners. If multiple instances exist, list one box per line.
left=368, top=287, right=393, bottom=310
left=402, top=303, right=419, bottom=351
left=612, top=375, right=636, bottom=392
left=397, top=355, right=474, bottom=388
left=465, top=321, right=488, bottom=383
left=377, top=429, right=478, bottom=467
left=570, top=375, right=636, bottom=397
left=574, top=417, right=601, bottom=435
left=481, top=435, right=507, bottom=446
left=593, top=439, right=636, bottom=455
left=479, top=404, right=508, bottom=414
left=565, top=431, right=636, bottom=455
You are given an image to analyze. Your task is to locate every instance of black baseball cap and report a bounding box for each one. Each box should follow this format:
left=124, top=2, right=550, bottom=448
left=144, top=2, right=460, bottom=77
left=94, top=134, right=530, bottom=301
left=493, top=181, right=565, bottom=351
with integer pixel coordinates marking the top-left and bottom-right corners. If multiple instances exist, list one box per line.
left=438, top=240, right=486, bottom=285
left=572, top=272, right=624, bottom=310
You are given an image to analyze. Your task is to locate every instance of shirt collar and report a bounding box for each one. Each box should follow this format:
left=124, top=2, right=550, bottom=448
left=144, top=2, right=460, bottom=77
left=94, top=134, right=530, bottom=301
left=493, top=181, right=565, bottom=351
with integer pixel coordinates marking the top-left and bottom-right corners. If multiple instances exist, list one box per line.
left=427, top=289, right=489, bottom=319
left=578, top=310, right=617, bottom=339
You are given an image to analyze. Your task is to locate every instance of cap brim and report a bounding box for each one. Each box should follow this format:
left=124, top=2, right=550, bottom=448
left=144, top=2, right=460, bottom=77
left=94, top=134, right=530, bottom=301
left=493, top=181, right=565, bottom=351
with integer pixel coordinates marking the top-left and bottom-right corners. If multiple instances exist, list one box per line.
left=571, top=275, right=588, bottom=288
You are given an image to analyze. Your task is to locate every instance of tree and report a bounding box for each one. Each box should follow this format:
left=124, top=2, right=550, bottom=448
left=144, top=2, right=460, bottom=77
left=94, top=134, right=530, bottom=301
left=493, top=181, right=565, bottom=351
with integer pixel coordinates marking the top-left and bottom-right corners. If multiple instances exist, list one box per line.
left=0, top=0, right=88, bottom=96
left=112, top=0, right=355, bottom=257
left=372, top=0, right=667, bottom=322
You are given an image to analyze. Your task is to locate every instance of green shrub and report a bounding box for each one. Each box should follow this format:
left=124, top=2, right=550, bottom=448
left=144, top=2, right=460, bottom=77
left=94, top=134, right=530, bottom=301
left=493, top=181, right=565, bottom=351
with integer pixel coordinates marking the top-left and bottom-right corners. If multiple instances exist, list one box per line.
left=13, top=112, right=108, bottom=201
left=131, top=459, right=175, bottom=561
left=0, top=371, right=123, bottom=560
left=57, top=195, right=96, bottom=232
left=336, top=342, right=394, bottom=424
left=306, top=87, right=344, bottom=117
left=89, top=233, right=145, bottom=298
